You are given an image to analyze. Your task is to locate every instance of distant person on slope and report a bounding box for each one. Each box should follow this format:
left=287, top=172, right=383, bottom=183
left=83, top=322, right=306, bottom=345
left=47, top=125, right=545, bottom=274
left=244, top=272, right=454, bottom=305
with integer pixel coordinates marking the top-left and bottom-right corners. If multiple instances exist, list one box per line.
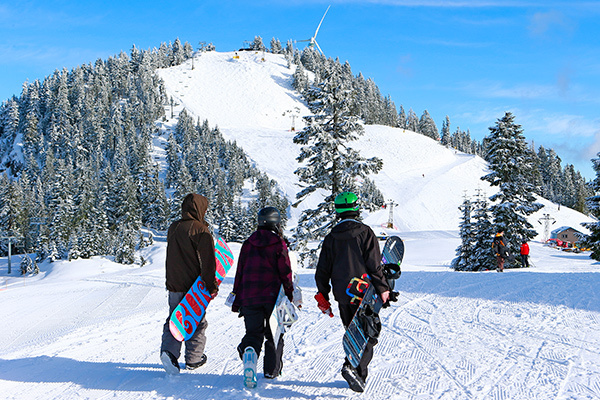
left=160, top=193, right=218, bottom=374
left=314, top=191, right=390, bottom=392
left=520, top=239, right=530, bottom=268
left=231, top=207, right=294, bottom=379
left=492, top=231, right=509, bottom=272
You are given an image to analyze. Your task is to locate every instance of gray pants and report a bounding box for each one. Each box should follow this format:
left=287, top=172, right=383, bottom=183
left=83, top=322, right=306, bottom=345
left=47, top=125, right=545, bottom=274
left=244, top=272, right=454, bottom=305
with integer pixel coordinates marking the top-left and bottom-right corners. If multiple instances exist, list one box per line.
left=161, top=291, right=208, bottom=365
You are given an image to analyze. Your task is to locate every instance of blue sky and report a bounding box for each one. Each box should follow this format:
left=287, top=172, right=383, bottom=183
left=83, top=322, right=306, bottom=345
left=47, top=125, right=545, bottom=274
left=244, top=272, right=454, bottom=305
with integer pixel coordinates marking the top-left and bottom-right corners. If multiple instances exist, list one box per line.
left=1, top=0, right=599, bottom=178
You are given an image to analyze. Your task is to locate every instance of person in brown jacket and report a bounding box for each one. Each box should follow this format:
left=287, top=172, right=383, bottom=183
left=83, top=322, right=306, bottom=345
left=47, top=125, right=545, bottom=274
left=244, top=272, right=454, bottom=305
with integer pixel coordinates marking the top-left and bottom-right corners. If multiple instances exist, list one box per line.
left=160, top=193, right=218, bottom=374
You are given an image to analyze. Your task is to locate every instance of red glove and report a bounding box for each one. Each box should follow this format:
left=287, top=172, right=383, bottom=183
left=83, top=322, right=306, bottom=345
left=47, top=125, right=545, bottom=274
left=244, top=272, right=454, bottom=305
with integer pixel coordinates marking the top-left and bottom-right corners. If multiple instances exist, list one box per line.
left=314, top=292, right=334, bottom=317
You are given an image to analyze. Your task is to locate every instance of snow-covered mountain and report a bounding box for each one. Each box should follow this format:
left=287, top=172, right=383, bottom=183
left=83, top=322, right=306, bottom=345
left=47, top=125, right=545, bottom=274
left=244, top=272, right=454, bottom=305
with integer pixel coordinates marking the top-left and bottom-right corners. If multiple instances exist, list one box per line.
left=1, top=50, right=599, bottom=400
left=156, top=50, right=590, bottom=235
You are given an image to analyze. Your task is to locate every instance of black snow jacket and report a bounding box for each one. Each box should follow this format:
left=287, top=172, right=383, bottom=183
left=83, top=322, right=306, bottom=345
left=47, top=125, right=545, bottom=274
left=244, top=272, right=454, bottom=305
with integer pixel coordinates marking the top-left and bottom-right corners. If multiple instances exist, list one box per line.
left=315, top=219, right=389, bottom=305
left=492, top=236, right=509, bottom=259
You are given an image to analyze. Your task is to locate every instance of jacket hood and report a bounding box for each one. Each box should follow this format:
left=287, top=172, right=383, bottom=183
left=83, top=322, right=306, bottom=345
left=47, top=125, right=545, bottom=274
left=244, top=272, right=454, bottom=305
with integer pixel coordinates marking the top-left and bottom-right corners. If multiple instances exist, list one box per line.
left=330, top=219, right=364, bottom=241
left=181, top=193, right=208, bottom=225
left=248, top=229, right=282, bottom=248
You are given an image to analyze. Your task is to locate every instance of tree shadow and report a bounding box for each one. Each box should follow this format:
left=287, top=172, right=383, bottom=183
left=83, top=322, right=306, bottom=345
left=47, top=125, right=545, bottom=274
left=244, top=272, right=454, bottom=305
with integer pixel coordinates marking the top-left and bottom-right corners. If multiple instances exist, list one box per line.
left=398, top=270, right=600, bottom=313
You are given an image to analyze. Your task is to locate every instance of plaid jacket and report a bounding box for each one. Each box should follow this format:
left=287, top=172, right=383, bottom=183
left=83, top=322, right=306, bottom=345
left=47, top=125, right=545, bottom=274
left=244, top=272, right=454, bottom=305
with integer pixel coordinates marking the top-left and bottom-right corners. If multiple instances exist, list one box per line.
left=232, top=229, right=293, bottom=312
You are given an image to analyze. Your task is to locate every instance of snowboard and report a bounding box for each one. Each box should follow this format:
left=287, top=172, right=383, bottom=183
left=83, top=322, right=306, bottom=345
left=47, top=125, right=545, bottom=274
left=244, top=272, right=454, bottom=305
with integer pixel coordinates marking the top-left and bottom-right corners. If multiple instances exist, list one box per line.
left=268, top=285, right=299, bottom=350
left=243, top=347, right=258, bottom=388
left=169, top=235, right=234, bottom=342
left=342, top=236, right=404, bottom=369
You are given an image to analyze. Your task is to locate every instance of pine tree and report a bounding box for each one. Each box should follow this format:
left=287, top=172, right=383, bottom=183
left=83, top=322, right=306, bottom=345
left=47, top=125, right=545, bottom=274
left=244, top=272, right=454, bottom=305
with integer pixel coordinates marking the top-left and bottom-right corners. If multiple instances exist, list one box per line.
left=270, top=38, right=283, bottom=54
left=418, top=110, right=439, bottom=140
left=292, top=63, right=310, bottom=95
left=398, top=105, right=407, bottom=130
left=171, top=38, right=186, bottom=66
left=471, top=189, right=496, bottom=271
left=453, top=196, right=476, bottom=271
left=251, top=36, right=266, bottom=51
left=582, top=153, right=600, bottom=260
left=292, top=67, right=383, bottom=266
left=357, top=177, right=385, bottom=212
left=406, top=108, right=419, bottom=132
left=165, top=132, right=181, bottom=189
left=441, top=115, right=451, bottom=146
left=482, top=112, right=543, bottom=265
left=20, top=254, right=39, bottom=275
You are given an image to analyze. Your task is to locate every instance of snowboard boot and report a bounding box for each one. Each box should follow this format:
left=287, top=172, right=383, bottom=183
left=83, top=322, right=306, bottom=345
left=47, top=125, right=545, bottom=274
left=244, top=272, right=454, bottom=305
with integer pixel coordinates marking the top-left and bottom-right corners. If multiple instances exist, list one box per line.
left=243, top=347, right=258, bottom=388
left=264, top=367, right=283, bottom=379
left=341, top=364, right=365, bottom=392
left=160, top=350, right=180, bottom=375
left=186, top=354, right=207, bottom=370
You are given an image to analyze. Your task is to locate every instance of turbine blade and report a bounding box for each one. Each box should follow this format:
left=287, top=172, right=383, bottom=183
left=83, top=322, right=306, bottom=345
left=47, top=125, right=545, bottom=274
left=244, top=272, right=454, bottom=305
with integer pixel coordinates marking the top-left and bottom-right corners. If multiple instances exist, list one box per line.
left=314, top=5, right=330, bottom=38
left=314, top=40, right=324, bottom=55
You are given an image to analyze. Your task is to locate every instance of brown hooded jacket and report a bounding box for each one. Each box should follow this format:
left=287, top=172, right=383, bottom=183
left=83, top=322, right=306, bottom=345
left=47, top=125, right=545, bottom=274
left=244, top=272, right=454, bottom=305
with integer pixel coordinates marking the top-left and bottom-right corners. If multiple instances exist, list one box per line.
left=165, top=194, right=217, bottom=294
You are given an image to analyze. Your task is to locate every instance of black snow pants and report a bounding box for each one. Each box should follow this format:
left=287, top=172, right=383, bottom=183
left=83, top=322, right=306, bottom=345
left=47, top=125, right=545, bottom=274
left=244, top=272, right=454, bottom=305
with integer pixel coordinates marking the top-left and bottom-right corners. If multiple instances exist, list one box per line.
left=237, top=304, right=284, bottom=376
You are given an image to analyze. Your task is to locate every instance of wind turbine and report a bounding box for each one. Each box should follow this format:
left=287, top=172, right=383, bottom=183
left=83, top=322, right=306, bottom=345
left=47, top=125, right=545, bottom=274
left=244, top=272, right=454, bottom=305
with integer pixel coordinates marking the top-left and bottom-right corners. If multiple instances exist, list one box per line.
left=297, top=5, right=330, bottom=55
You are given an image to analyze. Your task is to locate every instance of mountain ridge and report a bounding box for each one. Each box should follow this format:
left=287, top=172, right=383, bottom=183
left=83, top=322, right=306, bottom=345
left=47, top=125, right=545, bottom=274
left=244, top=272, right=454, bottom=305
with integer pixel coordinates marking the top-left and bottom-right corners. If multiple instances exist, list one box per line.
left=156, top=50, right=591, bottom=236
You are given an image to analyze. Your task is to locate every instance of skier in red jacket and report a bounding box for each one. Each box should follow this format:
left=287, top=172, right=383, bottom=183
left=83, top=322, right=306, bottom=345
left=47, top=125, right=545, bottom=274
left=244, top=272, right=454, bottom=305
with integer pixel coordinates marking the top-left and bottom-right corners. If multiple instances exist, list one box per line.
left=520, top=240, right=530, bottom=268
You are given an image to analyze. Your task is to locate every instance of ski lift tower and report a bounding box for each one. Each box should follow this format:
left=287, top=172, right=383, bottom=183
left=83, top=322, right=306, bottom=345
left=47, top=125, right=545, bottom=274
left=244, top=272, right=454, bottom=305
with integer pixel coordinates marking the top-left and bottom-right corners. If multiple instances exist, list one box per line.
left=283, top=107, right=300, bottom=132
left=538, top=213, right=556, bottom=243
left=385, top=200, right=398, bottom=229
left=0, top=234, right=21, bottom=274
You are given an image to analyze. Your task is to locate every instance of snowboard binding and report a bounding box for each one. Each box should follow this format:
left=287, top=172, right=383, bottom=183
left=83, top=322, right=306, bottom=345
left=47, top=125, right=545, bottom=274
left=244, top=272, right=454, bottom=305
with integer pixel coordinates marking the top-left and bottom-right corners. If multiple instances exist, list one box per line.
left=383, top=263, right=401, bottom=307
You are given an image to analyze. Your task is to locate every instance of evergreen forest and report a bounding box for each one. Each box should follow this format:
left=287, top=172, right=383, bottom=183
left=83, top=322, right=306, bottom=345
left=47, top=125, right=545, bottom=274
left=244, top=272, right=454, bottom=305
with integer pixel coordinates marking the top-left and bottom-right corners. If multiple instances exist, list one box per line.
left=0, top=36, right=593, bottom=265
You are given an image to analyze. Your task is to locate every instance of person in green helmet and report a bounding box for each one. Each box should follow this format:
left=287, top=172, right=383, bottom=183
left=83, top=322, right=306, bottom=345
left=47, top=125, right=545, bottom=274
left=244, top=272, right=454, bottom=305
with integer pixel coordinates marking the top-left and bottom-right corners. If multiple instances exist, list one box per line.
left=314, top=191, right=390, bottom=392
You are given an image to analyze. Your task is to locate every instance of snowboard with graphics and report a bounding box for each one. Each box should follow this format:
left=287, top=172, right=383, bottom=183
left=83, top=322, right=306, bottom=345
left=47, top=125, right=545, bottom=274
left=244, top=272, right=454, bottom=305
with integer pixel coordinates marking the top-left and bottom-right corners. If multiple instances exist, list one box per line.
left=169, top=235, right=234, bottom=342
left=268, top=285, right=299, bottom=350
left=342, top=236, right=404, bottom=369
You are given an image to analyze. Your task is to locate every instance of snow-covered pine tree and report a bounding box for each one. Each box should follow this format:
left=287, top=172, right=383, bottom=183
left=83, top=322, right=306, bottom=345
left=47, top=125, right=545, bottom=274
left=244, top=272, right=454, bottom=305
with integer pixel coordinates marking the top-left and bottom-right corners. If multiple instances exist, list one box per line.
left=398, top=105, right=407, bottom=130
left=482, top=112, right=543, bottom=265
left=171, top=38, right=186, bottom=66
left=582, top=153, right=600, bottom=261
left=253, top=173, right=289, bottom=228
left=406, top=108, right=419, bottom=132
left=139, top=164, right=169, bottom=230
left=251, top=36, right=266, bottom=51
left=418, top=110, right=439, bottom=140
left=565, top=165, right=590, bottom=213
left=440, top=115, right=451, bottom=146
left=20, top=253, right=39, bottom=275
left=165, top=132, right=181, bottom=189
left=292, top=65, right=383, bottom=266
left=538, top=147, right=563, bottom=203
left=357, top=177, right=385, bottom=212
left=453, top=195, right=476, bottom=271
left=292, top=63, right=310, bottom=95
left=471, top=189, right=496, bottom=271
left=383, top=96, right=399, bottom=127
left=44, top=156, right=76, bottom=259
left=270, top=38, right=283, bottom=54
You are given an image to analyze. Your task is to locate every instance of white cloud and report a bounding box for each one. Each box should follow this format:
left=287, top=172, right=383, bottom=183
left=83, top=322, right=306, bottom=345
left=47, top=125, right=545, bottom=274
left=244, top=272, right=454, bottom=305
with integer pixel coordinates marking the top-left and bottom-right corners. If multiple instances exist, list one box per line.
left=462, top=81, right=556, bottom=100
left=528, top=10, right=574, bottom=38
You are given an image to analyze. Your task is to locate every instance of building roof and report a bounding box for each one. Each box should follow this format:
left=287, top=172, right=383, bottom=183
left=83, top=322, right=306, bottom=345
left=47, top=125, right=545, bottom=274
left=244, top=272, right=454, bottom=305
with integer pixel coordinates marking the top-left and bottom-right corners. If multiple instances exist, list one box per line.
left=551, top=226, right=582, bottom=235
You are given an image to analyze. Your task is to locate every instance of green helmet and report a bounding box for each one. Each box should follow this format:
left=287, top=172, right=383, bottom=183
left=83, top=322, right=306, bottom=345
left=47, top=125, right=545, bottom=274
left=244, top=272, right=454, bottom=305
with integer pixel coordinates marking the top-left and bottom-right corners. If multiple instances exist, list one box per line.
left=334, top=191, right=359, bottom=214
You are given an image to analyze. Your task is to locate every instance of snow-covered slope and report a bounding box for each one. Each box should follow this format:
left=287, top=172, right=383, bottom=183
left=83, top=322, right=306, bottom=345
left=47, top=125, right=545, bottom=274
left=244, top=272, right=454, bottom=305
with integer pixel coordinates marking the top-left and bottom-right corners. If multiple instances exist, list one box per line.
left=1, top=237, right=600, bottom=399
left=1, top=50, right=599, bottom=400
left=157, top=50, right=592, bottom=235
